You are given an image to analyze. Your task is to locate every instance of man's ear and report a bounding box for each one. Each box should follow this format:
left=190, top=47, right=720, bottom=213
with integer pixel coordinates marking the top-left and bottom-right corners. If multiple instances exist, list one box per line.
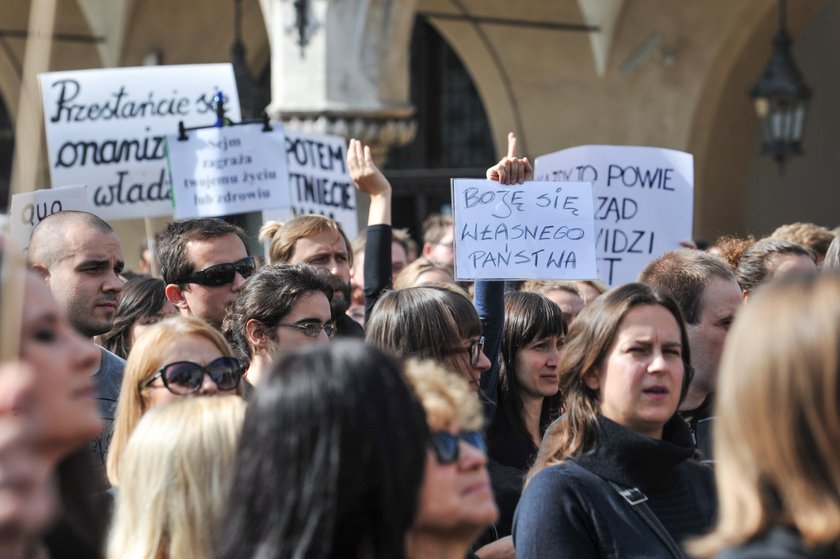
left=30, top=263, right=50, bottom=283
left=245, top=319, right=267, bottom=351
left=164, top=283, right=190, bottom=312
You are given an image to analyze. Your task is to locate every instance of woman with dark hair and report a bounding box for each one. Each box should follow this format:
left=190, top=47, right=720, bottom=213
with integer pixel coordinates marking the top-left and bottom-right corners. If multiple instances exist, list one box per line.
left=479, top=291, right=566, bottom=546
left=97, top=277, right=176, bottom=359
left=514, top=283, right=716, bottom=558
left=366, top=285, right=491, bottom=387
left=215, top=341, right=429, bottom=559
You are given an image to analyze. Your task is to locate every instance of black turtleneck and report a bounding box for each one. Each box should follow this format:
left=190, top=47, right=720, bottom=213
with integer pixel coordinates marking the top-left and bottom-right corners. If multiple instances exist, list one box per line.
left=574, top=415, right=712, bottom=545
left=513, top=414, right=716, bottom=559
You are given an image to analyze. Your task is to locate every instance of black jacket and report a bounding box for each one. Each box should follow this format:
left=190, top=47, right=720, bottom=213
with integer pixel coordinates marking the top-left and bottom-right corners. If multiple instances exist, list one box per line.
left=513, top=415, right=716, bottom=558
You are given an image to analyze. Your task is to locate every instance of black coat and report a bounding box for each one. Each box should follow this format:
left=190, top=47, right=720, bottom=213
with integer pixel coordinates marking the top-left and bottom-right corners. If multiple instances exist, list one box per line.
left=513, top=415, right=716, bottom=558
left=716, top=527, right=840, bottom=559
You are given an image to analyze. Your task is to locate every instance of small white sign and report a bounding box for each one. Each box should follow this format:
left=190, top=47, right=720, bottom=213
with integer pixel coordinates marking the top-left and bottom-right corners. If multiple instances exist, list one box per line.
left=452, top=179, right=598, bottom=281
left=9, top=185, right=89, bottom=250
left=167, top=124, right=290, bottom=219
left=535, top=145, right=694, bottom=286
left=39, top=64, right=241, bottom=220
left=268, top=131, right=358, bottom=239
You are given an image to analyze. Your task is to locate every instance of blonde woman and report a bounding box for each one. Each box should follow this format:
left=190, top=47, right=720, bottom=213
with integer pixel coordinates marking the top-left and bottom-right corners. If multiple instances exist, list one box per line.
left=691, top=272, right=840, bottom=558
left=107, top=396, right=246, bottom=559
left=106, top=316, right=243, bottom=486
left=404, top=360, right=498, bottom=559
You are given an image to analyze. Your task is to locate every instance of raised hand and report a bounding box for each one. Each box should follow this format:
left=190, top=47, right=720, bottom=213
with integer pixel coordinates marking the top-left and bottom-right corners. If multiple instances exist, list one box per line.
left=347, top=138, right=391, bottom=198
left=486, top=132, right=533, bottom=185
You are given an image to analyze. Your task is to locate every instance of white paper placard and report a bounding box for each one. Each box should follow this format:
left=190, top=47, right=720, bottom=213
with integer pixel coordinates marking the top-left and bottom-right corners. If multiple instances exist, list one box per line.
left=452, top=179, right=598, bottom=281
left=9, top=185, right=89, bottom=250
left=39, top=64, right=241, bottom=220
left=535, top=145, right=694, bottom=286
left=167, top=124, right=290, bottom=219
left=267, top=130, right=357, bottom=239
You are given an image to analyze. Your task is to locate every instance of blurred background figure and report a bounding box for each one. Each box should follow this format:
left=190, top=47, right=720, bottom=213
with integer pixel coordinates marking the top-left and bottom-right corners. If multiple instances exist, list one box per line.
left=394, top=257, right=456, bottom=290
left=691, top=272, right=840, bottom=559
left=216, top=341, right=428, bottom=559
left=107, top=397, right=245, bottom=559
left=521, top=280, right=584, bottom=325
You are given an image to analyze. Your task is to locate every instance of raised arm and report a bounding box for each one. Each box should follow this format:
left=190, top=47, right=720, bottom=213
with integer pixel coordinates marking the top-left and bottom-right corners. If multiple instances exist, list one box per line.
left=485, top=132, right=533, bottom=184
left=347, top=139, right=393, bottom=325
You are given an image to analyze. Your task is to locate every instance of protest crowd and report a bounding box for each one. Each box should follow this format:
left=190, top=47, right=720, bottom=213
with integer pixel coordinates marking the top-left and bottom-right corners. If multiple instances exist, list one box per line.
left=1, top=75, right=840, bottom=559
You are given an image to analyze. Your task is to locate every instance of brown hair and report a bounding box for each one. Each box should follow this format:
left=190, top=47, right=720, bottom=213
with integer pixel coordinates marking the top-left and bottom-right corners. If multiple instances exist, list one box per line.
left=259, top=216, right=353, bottom=267
left=528, top=283, right=692, bottom=482
left=735, top=238, right=815, bottom=294
left=422, top=214, right=454, bottom=245
left=393, top=257, right=454, bottom=290
left=769, top=222, right=834, bottom=260
left=690, top=273, right=840, bottom=556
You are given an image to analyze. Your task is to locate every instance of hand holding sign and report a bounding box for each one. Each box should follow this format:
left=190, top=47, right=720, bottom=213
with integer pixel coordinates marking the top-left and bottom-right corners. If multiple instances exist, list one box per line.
left=347, top=138, right=392, bottom=227
left=486, top=132, right=533, bottom=185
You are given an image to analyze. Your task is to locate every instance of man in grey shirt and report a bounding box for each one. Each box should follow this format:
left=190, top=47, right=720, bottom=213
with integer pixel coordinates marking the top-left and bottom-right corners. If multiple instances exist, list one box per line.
left=29, top=211, right=126, bottom=471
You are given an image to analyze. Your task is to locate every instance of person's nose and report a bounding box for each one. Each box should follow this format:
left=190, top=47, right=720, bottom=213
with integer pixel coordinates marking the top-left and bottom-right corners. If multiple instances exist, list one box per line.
left=198, top=372, right=219, bottom=395
left=459, top=439, right=488, bottom=470
left=648, top=350, right=669, bottom=374
left=103, top=270, right=123, bottom=294
left=231, top=271, right=247, bottom=291
left=475, top=350, right=492, bottom=371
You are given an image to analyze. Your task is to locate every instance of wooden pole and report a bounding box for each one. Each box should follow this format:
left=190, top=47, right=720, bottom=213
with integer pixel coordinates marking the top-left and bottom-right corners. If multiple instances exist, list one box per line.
left=1, top=0, right=57, bottom=361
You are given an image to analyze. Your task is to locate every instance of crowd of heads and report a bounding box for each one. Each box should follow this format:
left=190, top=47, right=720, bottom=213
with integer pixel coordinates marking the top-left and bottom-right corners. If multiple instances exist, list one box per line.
left=2, top=144, right=840, bottom=559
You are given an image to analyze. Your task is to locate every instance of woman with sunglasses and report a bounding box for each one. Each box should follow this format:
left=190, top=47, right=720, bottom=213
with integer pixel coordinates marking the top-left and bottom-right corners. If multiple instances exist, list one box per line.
left=216, top=341, right=428, bottom=559
left=366, top=285, right=492, bottom=388
left=107, top=396, right=245, bottom=559
left=106, top=316, right=243, bottom=486
left=514, top=283, right=716, bottom=558
left=404, top=359, right=498, bottom=559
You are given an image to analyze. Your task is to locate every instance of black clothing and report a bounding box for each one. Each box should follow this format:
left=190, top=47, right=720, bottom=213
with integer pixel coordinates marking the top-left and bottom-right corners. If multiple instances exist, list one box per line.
left=513, top=415, right=717, bottom=558
left=335, top=313, right=364, bottom=338
left=363, top=224, right=393, bottom=325
left=680, top=392, right=715, bottom=463
left=717, top=527, right=839, bottom=559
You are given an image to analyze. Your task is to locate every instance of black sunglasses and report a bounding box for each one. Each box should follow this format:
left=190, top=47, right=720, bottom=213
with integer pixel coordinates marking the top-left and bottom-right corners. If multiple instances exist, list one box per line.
left=430, top=430, right=486, bottom=465
left=447, top=336, right=486, bottom=368
left=178, top=256, right=256, bottom=287
left=141, top=356, right=243, bottom=395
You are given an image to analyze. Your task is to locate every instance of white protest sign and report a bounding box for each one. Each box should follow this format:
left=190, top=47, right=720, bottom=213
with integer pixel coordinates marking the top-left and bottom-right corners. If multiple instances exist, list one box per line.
left=534, top=145, right=693, bottom=286
left=265, top=131, right=358, bottom=239
left=452, top=179, right=598, bottom=281
left=39, top=64, right=241, bottom=220
left=167, top=123, right=290, bottom=219
left=9, top=185, right=89, bottom=250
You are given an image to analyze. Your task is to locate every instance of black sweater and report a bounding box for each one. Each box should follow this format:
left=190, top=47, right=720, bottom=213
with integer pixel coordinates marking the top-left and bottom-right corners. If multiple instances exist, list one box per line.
left=513, top=415, right=717, bottom=558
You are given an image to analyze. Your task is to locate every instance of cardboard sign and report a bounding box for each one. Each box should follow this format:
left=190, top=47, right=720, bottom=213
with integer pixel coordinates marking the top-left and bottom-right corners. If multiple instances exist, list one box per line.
left=270, top=130, right=358, bottom=239
left=452, top=179, right=598, bottom=281
left=167, top=124, right=290, bottom=219
left=535, top=145, right=694, bottom=286
left=9, top=186, right=89, bottom=250
left=39, top=64, right=241, bottom=220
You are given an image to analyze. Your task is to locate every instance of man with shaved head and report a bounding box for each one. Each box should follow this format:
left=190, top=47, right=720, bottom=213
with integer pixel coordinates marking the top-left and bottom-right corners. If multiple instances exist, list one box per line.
left=29, top=210, right=126, bottom=469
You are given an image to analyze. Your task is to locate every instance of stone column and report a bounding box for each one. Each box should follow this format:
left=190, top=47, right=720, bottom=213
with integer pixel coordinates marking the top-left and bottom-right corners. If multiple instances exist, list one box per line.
left=259, top=0, right=418, bottom=164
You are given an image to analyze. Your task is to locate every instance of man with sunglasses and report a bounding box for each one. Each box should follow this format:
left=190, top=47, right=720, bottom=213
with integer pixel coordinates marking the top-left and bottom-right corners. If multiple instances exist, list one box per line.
left=157, top=218, right=253, bottom=330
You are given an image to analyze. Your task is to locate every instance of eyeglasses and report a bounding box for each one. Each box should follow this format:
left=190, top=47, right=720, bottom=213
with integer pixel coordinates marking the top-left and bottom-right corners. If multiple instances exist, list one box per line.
left=447, top=336, right=486, bottom=368
left=177, top=256, right=256, bottom=287
left=141, top=356, right=243, bottom=395
left=277, top=322, right=337, bottom=338
left=430, top=430, right=486, bottom=464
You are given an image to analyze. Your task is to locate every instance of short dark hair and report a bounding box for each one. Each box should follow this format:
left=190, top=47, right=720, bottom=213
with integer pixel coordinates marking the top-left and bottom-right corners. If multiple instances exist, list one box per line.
left=639, top=249, right=736, bottom=324
left=222, top=264, right=334, bottom=366
left=28, top=210, right=115, bottom=267
left=155, top=218, right=249, bottom=285
left=215, top=341, right=428, bottom=559
left=736, top=239, right=815, bottom=294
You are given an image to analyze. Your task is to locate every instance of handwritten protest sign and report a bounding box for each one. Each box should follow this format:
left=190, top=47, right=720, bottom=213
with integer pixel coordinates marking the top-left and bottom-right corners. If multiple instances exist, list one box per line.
left=263, top=131, right=358, bottom=239
left=38, top=64, right=241, bottom=220
left=452, top=179, right=598, bottom=281
left=9, top=185, right=88, bottom=250
left=535, top=146, right=693, bottom=286
left=167, top=124, right=289, bottom=219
